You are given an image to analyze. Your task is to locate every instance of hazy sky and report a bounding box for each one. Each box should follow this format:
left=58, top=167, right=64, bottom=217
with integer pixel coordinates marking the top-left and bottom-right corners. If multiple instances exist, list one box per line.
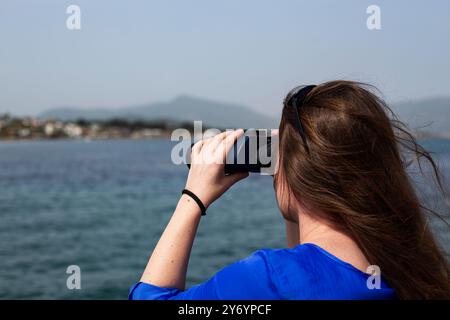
left=0, top=0, right=449, bottom=116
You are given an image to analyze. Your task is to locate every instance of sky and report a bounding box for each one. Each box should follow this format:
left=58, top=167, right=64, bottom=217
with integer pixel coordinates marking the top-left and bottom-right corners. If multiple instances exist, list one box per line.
left=0, top=0, right=449, bottom=116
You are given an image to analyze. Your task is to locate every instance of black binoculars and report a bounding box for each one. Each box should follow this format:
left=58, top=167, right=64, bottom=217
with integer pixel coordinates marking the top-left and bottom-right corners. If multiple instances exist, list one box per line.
left=187, top=129, right=277, bottom=175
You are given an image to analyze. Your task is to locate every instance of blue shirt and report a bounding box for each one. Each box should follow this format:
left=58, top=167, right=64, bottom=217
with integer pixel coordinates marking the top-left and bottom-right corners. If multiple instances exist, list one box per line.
left=128, top=243, right=395, bottom=300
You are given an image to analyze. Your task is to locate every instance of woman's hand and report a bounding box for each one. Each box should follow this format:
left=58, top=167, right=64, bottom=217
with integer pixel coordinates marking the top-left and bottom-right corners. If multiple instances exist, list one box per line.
left=185, top=129, right=249, bottom=208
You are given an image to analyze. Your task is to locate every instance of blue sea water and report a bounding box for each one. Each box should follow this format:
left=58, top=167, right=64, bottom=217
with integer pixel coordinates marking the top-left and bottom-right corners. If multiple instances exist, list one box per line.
left=0, top=138, right=449, bottom=299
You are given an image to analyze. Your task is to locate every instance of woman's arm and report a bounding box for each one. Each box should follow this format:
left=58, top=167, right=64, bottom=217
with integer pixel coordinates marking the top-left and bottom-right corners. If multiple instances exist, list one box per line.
left=140, top=129, right=248, bottom=290
left=139, top=194, right=202, bottom=289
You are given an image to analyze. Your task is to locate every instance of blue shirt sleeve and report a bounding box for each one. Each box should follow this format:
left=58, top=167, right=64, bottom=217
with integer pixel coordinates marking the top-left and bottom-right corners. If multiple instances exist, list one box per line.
left=128, top=250, right=280, bottom=300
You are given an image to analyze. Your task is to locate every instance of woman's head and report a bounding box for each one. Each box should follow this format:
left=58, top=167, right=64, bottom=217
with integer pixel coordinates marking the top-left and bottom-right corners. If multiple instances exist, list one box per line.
left=275, top=80, right=450, bottom=299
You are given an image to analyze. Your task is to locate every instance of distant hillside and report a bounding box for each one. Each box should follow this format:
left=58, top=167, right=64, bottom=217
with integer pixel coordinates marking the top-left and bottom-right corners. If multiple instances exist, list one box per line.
left=393, top=97, right=450, bottom=136
left=39, top=96, right=450, bottom=136
left=39, top=95, right=277, bottom=129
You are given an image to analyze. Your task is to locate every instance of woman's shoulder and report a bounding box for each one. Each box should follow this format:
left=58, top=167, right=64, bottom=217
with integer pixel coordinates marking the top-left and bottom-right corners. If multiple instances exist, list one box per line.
left=213, top=244, right=329, bottom=298
left=249, top=242, right=329, bottom=270
left=218, top=244, right=316, bottom=279
left=233, top=243, right=396, bottom=299
left=257, top=242, right=319, bottom=257
left=232, top=243, right=332, bottom=278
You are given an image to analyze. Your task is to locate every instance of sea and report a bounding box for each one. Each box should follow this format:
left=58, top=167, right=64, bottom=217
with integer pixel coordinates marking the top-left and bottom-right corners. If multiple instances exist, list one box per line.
left=0, top=138, right=449, bottom=299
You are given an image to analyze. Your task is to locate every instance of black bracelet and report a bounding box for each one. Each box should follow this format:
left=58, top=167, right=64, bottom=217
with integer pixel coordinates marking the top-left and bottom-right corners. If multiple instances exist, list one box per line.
left=181, top=189, right=207, bottom=216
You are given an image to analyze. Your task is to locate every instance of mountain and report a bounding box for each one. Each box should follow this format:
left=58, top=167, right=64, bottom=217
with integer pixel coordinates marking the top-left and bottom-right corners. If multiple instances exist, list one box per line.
left=39, top=95, right=278, bottom=129
left=392, top=97, right=450, bottom=136
left=39, top=95, right=450, bottom=135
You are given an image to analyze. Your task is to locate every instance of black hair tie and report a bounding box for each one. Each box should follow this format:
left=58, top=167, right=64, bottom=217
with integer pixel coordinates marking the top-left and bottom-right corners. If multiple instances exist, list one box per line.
left=181, top=189, right=207, bottom=216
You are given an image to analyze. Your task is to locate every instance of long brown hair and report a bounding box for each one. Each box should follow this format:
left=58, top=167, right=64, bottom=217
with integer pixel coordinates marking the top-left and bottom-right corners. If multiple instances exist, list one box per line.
left=276, top=80, right=450, bottom=299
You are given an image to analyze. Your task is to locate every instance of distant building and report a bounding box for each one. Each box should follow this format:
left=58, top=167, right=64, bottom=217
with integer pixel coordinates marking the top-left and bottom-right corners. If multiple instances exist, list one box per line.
left=44, top=123, right=55, bottom=136
left=64, top=123, right=83, bottom=138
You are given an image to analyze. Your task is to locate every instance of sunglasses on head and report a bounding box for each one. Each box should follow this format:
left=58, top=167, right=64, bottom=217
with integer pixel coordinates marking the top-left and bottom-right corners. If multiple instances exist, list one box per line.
left=284, top=85, right=316, bottom=153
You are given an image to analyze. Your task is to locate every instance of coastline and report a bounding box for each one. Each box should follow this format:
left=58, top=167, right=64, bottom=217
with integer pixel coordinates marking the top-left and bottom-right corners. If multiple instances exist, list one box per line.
left=1, top=132, right=449, bottom=143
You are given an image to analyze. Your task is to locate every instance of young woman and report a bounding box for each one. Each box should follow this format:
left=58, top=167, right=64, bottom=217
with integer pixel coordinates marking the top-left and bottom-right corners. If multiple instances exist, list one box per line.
left=129, top=81, right=450, bottom=299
